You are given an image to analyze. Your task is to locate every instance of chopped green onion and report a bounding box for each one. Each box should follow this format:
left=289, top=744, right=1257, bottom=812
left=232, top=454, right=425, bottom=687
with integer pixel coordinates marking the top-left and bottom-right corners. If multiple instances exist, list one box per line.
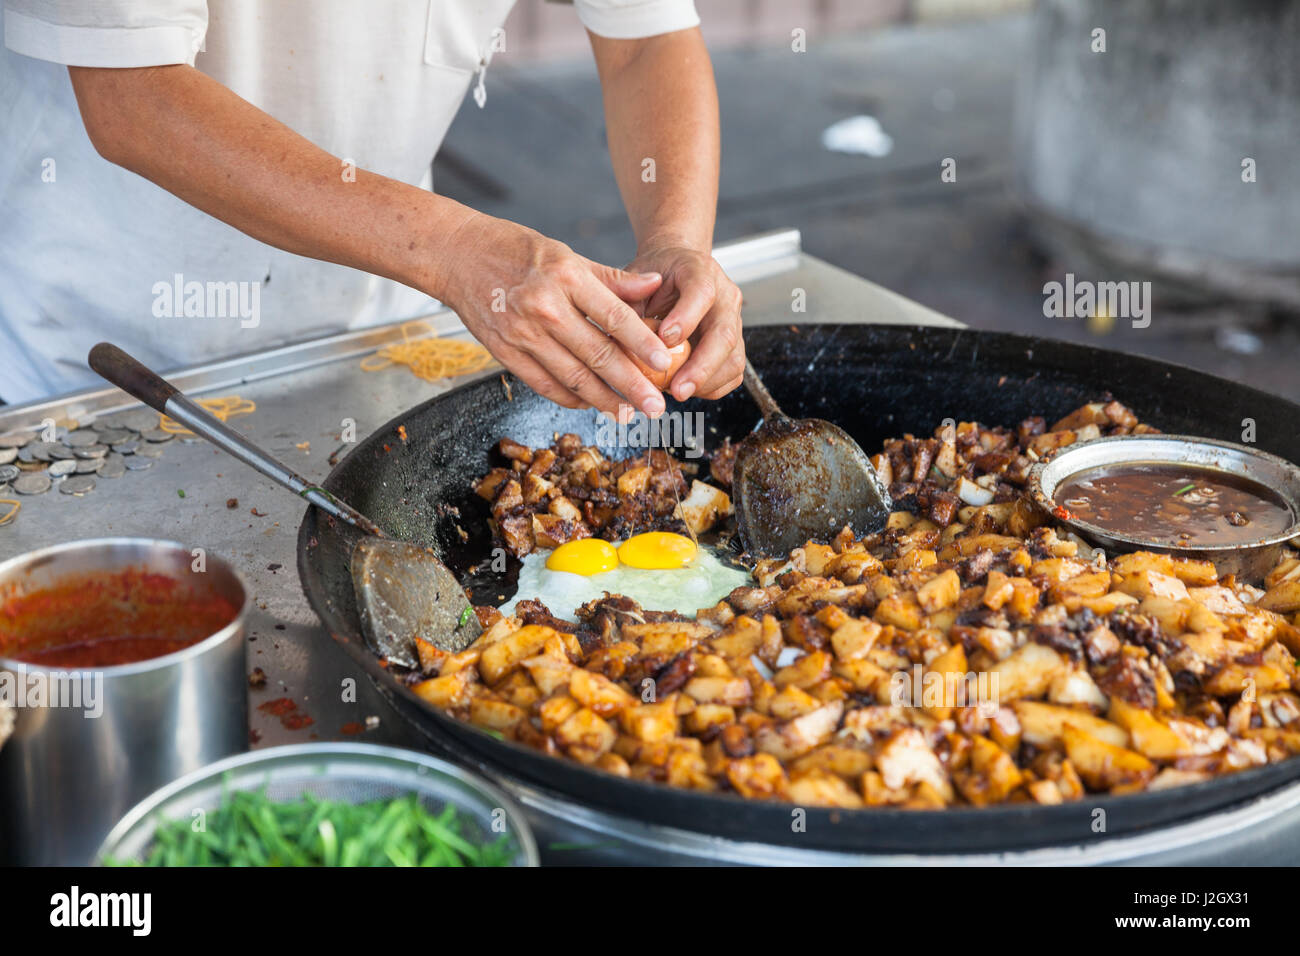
left=458, top=606, right=474, bottom=628
left=1173, top=483, right=1196, bottom=496
left=103, top=783, right=512, bottom=867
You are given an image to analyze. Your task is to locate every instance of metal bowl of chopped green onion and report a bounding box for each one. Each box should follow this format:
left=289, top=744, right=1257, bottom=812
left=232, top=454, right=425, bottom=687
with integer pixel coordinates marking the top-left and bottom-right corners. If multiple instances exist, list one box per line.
left=96, top=743, right=538, bottom=867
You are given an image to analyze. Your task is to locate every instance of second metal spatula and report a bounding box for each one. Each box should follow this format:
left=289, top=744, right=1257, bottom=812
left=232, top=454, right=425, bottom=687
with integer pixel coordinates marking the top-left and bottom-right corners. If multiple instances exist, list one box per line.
left=87, top=342, right=482, bottom=664
left=732, top=358, right=892, bottom=557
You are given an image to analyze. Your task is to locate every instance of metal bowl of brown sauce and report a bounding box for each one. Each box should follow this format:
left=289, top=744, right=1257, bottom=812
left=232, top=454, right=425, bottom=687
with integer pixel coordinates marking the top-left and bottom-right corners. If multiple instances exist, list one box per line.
left=1029, top=435, right=1300, bottom=582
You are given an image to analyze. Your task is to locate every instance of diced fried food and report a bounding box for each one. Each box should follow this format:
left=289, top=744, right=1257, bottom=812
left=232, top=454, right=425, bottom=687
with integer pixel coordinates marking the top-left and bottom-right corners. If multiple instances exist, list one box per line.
left=789, top=744, right=873, bottom=780
left=917, top=569, right=961, bottom=613
left=555, top=707, right=617, bottom=763
left=920, top=642, right=970, bottom=720
left=1114, top=568, right=1190, bottom=602
left=684, top=676, right=753, bottom=707
left=675, top=480, right=732, bottom=536
left=1203, top=661, right=1292, bottom=697
left=1014, top=700, right=1129, bottom=749
left=569, top=668, right=637, bottom=716
left=786, top=771, right=865, bottom=808
left=413, top=669, right=475, bottom=710
left=773, top=650, right=832, bottom=689
left=953, top=735, right=1023, bottom=806
left=1108, top=698, right=1195, bottom=760
left=414, top=636, right=449, bottom=676
left=1260, top=580, right=1300, bottom=614
left=446, top=405, right=1300, bottom=807
left=469, top=697, right=526, bottom=732
left=479, top=624, right=561, bottom=684
left=1061, top=725, right=1156, bottom=790
left=620, top=695, right=680, bottom=742
left=755, top=701, right=844, bottom=761
left=727, top=753, right=789, bottom=799
left=874, top=728, right=953, bottom=800
left=988, top=643, right=1068, bottom=702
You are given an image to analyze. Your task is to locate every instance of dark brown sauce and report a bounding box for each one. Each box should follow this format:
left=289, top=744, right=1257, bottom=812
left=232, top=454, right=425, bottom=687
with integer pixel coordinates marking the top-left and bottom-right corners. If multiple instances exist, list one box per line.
left=1055, top=463, right=1293, bottom=548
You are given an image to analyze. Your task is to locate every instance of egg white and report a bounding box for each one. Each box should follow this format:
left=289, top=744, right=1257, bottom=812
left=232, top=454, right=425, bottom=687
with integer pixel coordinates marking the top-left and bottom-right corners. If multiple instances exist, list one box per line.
left=501, top=544, right=751, bottom=618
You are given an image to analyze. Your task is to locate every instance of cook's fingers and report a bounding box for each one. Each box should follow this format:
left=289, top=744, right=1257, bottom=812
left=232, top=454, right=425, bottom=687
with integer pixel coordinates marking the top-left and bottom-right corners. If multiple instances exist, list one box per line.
left=500, top=350, right=588, bottom=410
left=589, top=262, right=663, bottom=303
left=656, top=264, right=717, bottom=347
left=642, top=283, right=679, bottom=322
left=668, top=296, right=745, bottom=402
left=534, top=335, right=641, bottom=422
left=696, top=372, right=745, bottom=401
left=573, top=274, right=674, bottom=375
left=548, top=305, right=665, bottom=418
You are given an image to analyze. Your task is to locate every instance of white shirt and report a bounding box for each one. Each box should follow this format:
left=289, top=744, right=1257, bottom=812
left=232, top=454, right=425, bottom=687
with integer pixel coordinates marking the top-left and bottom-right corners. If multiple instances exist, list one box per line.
left=0, top=0, right=699, bottom=404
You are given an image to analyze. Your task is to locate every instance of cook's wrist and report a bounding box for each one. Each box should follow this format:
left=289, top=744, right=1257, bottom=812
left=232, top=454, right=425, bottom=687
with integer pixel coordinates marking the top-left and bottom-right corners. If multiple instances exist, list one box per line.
left=406, top=200, right=485, bottom=306
left=635, top=228, right=712, bottom=259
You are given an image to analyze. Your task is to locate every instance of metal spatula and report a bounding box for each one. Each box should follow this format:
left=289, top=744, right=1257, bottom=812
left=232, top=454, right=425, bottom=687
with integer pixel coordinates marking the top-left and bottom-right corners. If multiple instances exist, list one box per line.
left=88, top=343, right=482, bottom=665
left=732, top=358, right=892, bottom=557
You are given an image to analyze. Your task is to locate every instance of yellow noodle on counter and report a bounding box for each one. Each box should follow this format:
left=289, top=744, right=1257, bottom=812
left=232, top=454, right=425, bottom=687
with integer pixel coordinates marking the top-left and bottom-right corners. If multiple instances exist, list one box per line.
left=360, top=321, right=497, bottom=383
left=159, top=396, right=258, bottom=436
left=0, top=499, right=20, bottom=527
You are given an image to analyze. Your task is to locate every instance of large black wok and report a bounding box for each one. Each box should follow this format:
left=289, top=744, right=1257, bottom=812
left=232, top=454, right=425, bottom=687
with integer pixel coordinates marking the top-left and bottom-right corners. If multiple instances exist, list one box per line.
left=298, top=324, right=1300, bottom=853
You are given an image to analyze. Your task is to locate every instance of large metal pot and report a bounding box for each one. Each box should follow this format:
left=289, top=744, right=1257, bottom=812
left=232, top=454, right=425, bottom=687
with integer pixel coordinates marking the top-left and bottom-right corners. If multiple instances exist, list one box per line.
left=0, top=538, right=249, bottom=865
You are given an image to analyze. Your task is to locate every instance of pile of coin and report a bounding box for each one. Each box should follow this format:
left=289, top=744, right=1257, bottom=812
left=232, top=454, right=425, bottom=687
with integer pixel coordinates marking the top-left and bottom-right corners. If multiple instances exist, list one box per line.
left=0, top=408, right=177, bottom=503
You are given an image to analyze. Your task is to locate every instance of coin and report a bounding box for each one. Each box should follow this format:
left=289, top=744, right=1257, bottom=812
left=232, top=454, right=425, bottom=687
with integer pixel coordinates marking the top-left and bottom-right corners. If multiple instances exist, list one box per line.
left=22, top=441, right=57, bottom=462
left=64, top=430, right=100, bottom=447
left=60, top=475, right=96, bottom=496
left=98, top=456, right=127, bottom=479
left=124, top=456, right=154, bottom=471
left=135, top=443, right=165, bottom=458
left=121, top=409, right=160, bottom=431
left=13, top=473, right=52, bottom=495
left=0, top=432, right=34, bottom=449
left=47, top=445, right=76, bottom=460
left=0, top=464, right=18, bottom=482
left=74, top=444, right=109, bottom=459
left=75, top=458, right=104, bottom=474
left=142, top=428, right=174, bottom=443
left=96, top=428, right=135, bottom=444
left=0, top=448, right=15, bottom=465
left=111, top=440, right=140, bottom=454
left=48, top=460, right=76, bottom=477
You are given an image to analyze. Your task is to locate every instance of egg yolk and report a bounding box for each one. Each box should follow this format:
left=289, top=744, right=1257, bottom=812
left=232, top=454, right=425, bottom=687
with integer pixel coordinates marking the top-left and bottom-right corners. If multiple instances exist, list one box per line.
left=617, top=531, right=697, bottom=569
left=545, top=538, right=619, bottom=576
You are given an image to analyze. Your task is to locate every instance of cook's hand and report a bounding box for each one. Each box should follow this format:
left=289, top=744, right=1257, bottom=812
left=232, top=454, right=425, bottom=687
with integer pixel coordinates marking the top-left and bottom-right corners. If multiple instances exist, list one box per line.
left=624, top=243, right=744, bottom=402
left=440, top=214, right=676, bottom=421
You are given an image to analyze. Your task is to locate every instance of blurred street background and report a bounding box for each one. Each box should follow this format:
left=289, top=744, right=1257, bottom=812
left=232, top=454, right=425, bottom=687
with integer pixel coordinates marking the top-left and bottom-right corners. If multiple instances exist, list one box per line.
left=434, top=0, right=1300, bottom=401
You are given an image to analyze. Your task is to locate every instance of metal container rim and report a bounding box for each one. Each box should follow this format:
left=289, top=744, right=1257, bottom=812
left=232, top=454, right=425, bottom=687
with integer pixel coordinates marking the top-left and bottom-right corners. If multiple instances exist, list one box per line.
left=1028, top=434, right=1300, bottom=555
left=0, top=536, right=251, bottom=676
left=95, top=741, right=540, bottom=867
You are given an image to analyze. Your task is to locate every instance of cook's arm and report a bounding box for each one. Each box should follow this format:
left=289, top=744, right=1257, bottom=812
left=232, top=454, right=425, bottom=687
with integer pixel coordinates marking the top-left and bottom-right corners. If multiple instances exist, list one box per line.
left=68, top=64, right=672, bottom=420
left=590, top=27, right=744, bottom=402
